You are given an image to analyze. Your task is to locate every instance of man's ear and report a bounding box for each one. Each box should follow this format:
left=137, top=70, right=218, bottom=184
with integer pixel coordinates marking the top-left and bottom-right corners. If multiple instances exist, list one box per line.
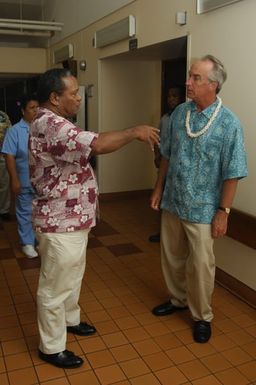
left=210, top=81, right=218, bottom=92
left=49, top=92, right=60, bottom=107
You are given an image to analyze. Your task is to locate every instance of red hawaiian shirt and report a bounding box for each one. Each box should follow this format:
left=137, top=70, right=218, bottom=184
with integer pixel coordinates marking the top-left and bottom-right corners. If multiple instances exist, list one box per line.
left=29, top=107, right=98, bottom=233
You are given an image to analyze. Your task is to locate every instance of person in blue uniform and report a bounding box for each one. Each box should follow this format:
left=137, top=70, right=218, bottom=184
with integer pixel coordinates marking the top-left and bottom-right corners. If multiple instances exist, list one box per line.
left=0, top=111, right=12, bottom=221
left=2, top=94, right=39, bottom=258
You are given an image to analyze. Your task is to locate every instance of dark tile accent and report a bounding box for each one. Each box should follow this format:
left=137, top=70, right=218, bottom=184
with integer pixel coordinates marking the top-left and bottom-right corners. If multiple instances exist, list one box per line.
left=91, top=220, right=119, bottom=237
left=17, top=256, right=41, bottom=270
left=107, top=243, right=142, bottom=257
left=0, top=248, right=16, bottom=260
left=88, top=237, right=103, bottom=248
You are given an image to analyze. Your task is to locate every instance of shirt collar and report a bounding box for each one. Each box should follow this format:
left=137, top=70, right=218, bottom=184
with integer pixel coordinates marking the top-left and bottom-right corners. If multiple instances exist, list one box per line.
left=189, top=98, right=220, bottom=118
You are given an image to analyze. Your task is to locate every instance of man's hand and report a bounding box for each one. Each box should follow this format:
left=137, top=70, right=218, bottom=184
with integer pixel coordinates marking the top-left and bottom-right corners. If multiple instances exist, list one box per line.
left=150, top=187, right=162, bottom=211
left=134, top=126, right=160, bottom=151
left=11, top=178, right=21, bottom=195
left=211, top=210, right=228, bottom=238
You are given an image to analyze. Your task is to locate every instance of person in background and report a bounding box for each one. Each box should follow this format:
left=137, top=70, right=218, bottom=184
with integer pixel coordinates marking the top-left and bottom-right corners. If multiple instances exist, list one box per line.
left=149, top=86, right=183, bottom=243
left=151, top=55, right=247, bottom=343
left=0, top=111, right=11, bottom=221
left=29, top=68, right=159, bottom=369
left=2, top=95, right=39, bottom=258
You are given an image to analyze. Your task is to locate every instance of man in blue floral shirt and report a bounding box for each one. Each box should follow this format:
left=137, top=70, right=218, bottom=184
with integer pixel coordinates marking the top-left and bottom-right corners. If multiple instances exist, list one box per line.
left=150, top=55, right=247, bottom=343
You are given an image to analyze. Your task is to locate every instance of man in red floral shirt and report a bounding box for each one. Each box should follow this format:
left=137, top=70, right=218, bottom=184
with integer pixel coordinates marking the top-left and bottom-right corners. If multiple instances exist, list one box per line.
left=29, top=68, right=159, bottom=369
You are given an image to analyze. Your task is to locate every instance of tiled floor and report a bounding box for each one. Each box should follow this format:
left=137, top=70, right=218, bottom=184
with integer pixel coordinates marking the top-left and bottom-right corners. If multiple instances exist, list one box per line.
left=0, top=194, right=256, bottom=385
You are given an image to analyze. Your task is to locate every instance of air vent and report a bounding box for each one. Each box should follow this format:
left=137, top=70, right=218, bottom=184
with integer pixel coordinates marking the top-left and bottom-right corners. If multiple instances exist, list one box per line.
left=53, top=44, right=74, bottom=64
left=94, top=15, right=135, bottom=48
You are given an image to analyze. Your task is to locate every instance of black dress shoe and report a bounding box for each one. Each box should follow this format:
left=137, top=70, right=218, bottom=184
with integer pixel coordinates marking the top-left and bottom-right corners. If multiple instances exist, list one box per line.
left=38, top=349, right=84, bottom=368
left=148, top=233, right=160, bottom=242
left=193, top=321, right=211, bottom=343
left=67, top=322, right=96, bottom=336
left=152, top=301, right=188, bottom=316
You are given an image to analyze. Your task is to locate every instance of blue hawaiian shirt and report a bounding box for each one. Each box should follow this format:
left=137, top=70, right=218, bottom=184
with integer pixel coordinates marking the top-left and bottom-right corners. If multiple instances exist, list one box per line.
left=160, top=99, right=248, bottom=224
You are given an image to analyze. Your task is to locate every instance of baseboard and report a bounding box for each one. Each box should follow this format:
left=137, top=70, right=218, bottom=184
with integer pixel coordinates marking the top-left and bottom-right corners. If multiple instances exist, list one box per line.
left=99, top=189, right=152, bottom=202
left=216, top=267, right=256, bottom=308
left=227, top=208, right=256, bottom=249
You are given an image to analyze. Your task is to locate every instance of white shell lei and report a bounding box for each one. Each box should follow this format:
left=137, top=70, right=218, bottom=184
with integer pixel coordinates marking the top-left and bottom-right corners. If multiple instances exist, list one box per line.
left=185, top=96, right=222, bottom=138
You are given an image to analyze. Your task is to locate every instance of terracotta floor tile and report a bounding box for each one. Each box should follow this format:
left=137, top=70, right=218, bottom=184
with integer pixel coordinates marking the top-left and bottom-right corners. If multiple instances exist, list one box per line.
left=227, top=330, right=255, bottom=346
left=102, top=331, right=128, bottom=348
left=78, top=336, right=106, bottom=353
left=143, top=351, right=173, bottom=371
left=166, top=346, right=195, bottom=364
left=106, top=306, right=131, bottom=319
left=8, top=367, right=38, bottom=385
left=144, top=322, right=170, bottom=337
left=87, top=309, right=111, bottom=323
left=130, top=374, right=161, bottom=385
left=35, top=363, right=65, bottom=382
left=187, top=343, right=216, bottom=358
left=5, top=351, right=33, bottom=371
left=0, top=373, right=9, bottom=385
left=178, top=359, right=210, bottom=380
left=232, top=314, right=256, bottom=328
left=68, top=369, right=100, bottom=385
left=123, top=326, right=150, bottom=342
left=100, top=297, right=123, bottom=309
left=124, top=302, right=149, bottom=316
left=0, top=356, right=6, bottom=373
left=93, top=320, right=120, bottom=335
left=155, top=366, right=187, bottom=385
left=0, top=326, right=23, bottom=341
left=154, top=333, right=182, bottom=350
left=191, top=374, right=223, bottom=384
left=110, top=344, right=139, bottom=362
left=40, top=378, right=70, bottom=385
left=2, top=338, right=28, bottom=355
left=114, top=316, right=140, bottom=330
left=174, top=328, right=194, bottom=345
left=201, top=352, right=233, bottom=372
left=132, top=339, right=161, bottom=356
left=215, top=367, right=250, bottom=385
left=214, top=318, right=241, bottom=333
left=120, top=357, right=150, bottom=378
left=80, top=299, right=103, bottom=313
left=209, top=334, right=237, bottom=351
left=222, top=346, right=253, bottom=365
left=95, top=364, right=127, bottom=384
left=87, top=349, right=116, bottom=368
left=238, top=361, right=256, bottom=382
left=135, top=312, right=161, bottom=326
left=242, top=341, right=256, bottom=357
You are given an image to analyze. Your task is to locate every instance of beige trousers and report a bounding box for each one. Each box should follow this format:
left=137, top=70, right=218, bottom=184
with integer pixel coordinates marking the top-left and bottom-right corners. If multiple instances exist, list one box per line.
left=161, top=210, right=215, bottom=322
left=37, top=230, right=89, bottom=354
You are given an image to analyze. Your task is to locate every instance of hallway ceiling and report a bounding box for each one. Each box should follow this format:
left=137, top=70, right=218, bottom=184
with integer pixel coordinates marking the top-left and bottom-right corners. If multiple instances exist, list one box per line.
left=0, top=0, right=53, bottom=48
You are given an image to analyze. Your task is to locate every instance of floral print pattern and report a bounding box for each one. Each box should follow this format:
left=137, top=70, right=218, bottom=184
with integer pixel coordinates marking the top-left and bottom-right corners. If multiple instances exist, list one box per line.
left=29, top=107, right=98, bottom=233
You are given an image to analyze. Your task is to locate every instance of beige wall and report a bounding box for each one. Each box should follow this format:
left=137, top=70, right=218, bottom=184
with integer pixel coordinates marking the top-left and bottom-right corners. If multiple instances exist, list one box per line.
left=98, top=59, right=161, bottom=192
left=0, top=47, right=47, bottom=74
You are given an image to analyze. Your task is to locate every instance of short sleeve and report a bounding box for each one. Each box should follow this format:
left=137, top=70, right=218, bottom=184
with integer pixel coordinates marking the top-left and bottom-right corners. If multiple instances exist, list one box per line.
left=1, top=126, right=18, bottom=156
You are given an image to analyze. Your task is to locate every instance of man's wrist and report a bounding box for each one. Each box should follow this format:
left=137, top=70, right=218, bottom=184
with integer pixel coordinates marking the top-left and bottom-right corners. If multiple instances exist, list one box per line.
left=218, top=206, right=230, bottom=215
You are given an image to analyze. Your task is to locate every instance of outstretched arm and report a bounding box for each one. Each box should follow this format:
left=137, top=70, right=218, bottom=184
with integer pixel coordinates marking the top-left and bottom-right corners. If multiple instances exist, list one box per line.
left=91, top=125, right=159, bottom=155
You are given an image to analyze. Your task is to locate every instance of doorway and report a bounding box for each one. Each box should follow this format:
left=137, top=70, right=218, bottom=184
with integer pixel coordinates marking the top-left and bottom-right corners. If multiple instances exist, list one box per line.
left=98, top=35, right=188, bottom=194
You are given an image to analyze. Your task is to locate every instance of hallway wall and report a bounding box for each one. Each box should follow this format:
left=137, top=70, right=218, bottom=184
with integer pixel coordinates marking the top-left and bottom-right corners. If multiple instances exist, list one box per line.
left=98, top=59, right=161, bottom=193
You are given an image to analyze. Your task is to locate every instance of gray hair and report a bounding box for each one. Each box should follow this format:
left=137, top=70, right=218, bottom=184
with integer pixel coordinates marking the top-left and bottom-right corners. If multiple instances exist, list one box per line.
left=201, top=54, right=227, bottom=93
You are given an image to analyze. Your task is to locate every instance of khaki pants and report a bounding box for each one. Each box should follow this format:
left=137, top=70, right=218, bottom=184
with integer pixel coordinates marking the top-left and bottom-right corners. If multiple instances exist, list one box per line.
left=161, top=210, right=215, bottom=322
left=37, top=230, right=89, bottom=354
